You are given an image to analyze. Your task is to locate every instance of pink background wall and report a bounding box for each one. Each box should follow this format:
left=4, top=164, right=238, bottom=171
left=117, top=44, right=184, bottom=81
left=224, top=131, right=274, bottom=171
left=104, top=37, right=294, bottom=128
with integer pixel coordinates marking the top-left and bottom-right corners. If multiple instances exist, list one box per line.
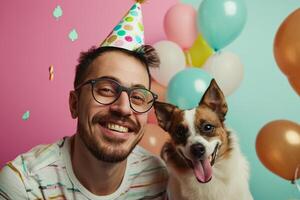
left=1, top=1, right=300, bottom=199
left=0, top=0, right=176, bottom=166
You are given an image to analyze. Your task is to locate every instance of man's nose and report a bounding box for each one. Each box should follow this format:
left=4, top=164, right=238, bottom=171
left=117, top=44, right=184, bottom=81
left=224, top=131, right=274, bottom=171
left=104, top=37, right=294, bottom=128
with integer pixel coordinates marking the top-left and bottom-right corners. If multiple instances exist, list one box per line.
left=109, top=91, right=132, bottom=116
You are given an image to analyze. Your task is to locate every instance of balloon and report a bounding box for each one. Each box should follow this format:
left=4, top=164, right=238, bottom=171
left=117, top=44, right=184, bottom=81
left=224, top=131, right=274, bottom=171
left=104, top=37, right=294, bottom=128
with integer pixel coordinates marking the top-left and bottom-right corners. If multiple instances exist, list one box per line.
left=274, top=8, right=300, bottom=77
left=148, top=80, right=167, bottom=124
left=166, top=68, right=212, bottom=110
left=185, top=34, right=214, bottom=67
left=202, top=51, right=243, bottom=96
left=180, top=0, right=202, bottom=9
left=256, top=120, right=300, bottom=181
left=197, top=0, right=247, bottom=51
left=148, top=109, right=158, bottom=124
left=150, top=40, right=186, bottom=86
left=164, top=3, right=198, bottom=49
left=288, top=76, right=300, bottom=96
left=140, top=124, right=170, bottom=156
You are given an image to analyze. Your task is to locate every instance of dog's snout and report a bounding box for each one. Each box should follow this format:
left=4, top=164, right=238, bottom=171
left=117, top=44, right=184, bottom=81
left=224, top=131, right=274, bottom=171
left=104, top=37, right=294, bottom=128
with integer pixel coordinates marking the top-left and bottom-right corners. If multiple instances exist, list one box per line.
left=190, top=143, right=205, bottom=158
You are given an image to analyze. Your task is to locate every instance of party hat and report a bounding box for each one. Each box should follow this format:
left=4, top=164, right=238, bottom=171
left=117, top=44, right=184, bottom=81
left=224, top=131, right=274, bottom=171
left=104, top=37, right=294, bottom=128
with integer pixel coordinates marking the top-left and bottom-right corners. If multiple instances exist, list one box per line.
left=100, top=0, right=145, bottom=51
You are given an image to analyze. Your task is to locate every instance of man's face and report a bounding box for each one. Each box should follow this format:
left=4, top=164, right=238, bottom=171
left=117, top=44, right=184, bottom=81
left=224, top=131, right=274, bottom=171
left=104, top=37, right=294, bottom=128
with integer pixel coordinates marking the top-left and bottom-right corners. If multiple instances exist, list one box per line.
left=72, top=50, right=150, bottom=162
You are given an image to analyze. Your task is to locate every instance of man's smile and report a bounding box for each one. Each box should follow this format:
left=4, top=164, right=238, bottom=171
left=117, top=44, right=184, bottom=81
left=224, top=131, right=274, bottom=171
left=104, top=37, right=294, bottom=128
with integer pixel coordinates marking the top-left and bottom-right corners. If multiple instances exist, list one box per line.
left=107, top=123, right=129, bottom=133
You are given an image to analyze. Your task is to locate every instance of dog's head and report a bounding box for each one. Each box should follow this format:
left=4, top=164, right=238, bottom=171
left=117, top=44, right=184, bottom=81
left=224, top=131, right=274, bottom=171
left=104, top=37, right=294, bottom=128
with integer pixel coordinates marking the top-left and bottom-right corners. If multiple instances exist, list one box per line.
left=154, top=79, right=230, bottom=183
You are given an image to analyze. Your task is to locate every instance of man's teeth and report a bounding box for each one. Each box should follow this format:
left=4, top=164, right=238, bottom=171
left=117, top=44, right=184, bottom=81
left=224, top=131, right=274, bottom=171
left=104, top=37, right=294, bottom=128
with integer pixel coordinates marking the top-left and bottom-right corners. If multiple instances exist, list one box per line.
left=107, top=123, right=128, bottom=133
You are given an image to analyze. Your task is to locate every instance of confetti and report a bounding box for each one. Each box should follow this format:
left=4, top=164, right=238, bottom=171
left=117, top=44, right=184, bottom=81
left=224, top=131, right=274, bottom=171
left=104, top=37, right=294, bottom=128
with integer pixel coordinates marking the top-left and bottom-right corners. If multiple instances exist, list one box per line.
left=22, top=111, right=30, bottom=121
left=49, top=65, right=54, bottom=80
left=53, top=5, right=63, bottom=20
left=69, top=29, right=78, bottom=42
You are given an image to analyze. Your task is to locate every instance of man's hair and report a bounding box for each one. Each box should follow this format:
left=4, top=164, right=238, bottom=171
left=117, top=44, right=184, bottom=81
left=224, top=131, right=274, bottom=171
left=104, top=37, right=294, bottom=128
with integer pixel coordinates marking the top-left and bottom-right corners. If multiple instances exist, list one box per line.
left=74, top=45, right=160, bottom=89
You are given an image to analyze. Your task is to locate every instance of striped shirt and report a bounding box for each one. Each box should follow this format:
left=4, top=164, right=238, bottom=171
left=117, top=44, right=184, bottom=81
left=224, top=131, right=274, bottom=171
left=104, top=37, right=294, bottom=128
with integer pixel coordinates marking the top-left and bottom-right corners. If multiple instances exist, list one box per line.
left=0, top=137, right=168, bottom=200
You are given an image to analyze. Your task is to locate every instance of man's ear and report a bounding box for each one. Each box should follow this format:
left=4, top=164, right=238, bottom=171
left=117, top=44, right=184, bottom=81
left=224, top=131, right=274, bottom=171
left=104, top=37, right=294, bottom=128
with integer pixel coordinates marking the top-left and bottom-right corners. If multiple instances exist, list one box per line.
left=153, top=101, right=177, bottom=132
left=69, top=91, right=79, bottom=119
left=199, top=79, right=228, bottom=121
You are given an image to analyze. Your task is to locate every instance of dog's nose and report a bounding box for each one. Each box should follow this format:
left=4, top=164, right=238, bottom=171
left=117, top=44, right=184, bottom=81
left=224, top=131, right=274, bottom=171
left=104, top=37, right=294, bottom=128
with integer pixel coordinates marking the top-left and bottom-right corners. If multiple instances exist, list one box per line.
left=190, top=143, right=206, bottom=159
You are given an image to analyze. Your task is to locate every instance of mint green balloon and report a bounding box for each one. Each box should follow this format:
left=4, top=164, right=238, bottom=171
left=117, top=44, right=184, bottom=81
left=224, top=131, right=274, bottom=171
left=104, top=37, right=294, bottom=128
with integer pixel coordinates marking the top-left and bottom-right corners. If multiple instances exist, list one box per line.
left=197, top=0, right=247, bottom=51
left=167, top=68, right=212, bottom=110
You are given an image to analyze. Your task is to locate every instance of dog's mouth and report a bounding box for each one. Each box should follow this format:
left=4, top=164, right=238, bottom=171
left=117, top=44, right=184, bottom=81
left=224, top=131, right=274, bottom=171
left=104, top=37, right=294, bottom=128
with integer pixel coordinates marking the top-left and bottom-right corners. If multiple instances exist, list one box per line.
left=179, top=143, right=219, bottom=183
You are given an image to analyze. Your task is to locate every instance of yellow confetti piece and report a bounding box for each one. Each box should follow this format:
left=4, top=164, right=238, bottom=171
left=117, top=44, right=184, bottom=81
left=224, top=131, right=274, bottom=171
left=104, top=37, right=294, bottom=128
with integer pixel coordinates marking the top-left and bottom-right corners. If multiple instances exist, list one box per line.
left=49, top=65, right=54, bottom=80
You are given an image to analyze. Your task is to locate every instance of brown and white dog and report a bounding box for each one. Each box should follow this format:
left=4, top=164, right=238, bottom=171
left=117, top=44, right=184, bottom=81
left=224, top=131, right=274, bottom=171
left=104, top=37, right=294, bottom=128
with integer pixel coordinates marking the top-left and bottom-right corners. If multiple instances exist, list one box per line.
left=154, top=79, right=253, bottom=200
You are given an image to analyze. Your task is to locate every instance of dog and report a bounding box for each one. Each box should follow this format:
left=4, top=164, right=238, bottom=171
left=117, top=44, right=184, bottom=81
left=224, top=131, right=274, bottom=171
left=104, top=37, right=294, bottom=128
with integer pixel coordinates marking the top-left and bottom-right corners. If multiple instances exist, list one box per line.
left=154, top=79, right=253, bottom=200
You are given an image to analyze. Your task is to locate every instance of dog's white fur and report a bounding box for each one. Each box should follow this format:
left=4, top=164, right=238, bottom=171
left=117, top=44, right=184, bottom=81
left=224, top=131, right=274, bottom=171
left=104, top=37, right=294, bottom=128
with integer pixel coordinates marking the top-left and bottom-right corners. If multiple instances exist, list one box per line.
left=165, top=131, right=253, bottom=200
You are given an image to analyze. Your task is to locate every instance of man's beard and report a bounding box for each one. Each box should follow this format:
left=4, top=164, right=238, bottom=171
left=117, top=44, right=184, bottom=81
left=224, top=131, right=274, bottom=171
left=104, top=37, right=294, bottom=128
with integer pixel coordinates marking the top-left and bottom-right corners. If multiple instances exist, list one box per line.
left=77, top=113, right=144, bottom=163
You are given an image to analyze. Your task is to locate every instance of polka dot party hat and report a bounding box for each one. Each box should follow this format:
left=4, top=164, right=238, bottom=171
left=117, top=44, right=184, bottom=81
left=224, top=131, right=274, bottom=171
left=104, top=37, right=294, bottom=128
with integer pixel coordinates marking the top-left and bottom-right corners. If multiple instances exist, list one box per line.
left=100, top=0, right=145, bottom=51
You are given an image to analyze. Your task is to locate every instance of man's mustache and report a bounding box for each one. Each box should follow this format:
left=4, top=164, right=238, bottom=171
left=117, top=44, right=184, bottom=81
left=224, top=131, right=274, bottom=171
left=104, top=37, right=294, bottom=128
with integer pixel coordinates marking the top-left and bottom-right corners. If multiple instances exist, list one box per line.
left=92, top=113, right=140, bottom=133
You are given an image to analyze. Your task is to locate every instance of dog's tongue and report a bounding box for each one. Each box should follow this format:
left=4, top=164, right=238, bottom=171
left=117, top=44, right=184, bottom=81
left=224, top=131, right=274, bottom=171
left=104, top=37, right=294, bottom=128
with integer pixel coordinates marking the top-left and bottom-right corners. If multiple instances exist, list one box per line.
left=192, top=158, right=212, bottom=183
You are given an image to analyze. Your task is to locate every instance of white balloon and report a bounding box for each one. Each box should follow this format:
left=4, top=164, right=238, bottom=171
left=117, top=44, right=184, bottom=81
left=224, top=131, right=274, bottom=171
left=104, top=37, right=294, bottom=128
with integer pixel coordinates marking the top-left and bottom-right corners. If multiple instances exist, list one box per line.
left=203, top=51, right=244, bottom=96
left=150, top=40, right=186, bottom=86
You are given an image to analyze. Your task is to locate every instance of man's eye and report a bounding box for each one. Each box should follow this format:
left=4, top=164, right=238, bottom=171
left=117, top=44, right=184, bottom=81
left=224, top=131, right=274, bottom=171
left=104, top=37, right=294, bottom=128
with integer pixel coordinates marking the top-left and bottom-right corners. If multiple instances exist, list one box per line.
left=131, top=95, right=146, bottom=105
left=97, top=87, right=115, bottom=96
left=132, top=95, right=144, bottom=100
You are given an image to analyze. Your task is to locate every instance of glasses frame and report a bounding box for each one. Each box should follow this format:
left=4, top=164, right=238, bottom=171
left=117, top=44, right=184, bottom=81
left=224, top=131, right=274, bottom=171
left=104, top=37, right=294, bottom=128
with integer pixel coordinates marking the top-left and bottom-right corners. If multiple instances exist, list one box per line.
left=75, top=77, right=158, bottom=113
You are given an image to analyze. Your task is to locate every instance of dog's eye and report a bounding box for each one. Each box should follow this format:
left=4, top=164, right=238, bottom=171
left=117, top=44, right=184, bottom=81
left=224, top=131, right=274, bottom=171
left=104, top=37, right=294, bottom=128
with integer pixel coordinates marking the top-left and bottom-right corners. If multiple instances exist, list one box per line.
left=175, top=125, right=188, bottom=139
left=201, top=123, right=215, bottom=133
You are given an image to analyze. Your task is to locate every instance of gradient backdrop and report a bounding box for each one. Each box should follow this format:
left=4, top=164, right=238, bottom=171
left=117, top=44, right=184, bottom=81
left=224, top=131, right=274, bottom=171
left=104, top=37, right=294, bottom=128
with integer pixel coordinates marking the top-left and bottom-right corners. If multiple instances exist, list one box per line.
left=0, top=0, right=299, bottom=199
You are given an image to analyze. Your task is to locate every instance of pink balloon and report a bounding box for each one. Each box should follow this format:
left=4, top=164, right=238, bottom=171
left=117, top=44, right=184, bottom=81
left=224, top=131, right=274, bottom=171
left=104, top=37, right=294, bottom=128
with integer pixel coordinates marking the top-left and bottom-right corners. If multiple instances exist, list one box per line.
left=164, top=3, right=198, bottom=50
left=140, top=124, right=170, bottom=156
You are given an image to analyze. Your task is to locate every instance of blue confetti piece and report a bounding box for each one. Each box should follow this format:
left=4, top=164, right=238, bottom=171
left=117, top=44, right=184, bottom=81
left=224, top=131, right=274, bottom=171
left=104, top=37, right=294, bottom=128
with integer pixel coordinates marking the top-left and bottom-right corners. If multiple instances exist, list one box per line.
left=53, top=5, right=63, bottom=20
left=69, top=29, right=78, bottom=42
left=22, top=111, right=30, bottom=121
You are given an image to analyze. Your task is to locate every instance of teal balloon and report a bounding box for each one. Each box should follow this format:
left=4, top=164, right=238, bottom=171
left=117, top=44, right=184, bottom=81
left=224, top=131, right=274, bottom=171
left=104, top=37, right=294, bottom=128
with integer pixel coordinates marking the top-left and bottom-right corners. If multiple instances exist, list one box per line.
left=167, top=68, right=212, bottom=110
left=197, top=0, right=247, bottom=51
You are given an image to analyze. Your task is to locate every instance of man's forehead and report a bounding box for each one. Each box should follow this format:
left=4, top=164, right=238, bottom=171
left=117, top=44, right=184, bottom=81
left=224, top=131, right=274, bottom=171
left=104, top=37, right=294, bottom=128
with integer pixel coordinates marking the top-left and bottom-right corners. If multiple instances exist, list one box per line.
left=85, top=52, right=150, bottom=88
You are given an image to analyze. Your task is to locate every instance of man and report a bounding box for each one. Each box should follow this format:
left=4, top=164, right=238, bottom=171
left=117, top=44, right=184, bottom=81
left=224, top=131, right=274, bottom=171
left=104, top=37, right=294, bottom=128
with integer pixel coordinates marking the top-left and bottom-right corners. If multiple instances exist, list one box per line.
left=0, top=1, right=168, bottom=199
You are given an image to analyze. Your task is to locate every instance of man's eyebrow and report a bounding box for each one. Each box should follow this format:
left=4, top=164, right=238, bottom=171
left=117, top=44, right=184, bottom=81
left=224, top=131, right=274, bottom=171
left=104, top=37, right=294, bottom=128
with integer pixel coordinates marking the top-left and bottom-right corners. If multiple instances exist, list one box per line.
left=132, top=84, right=146, bottom=89
left=101, top=76, right=119, bottom=82
left=100, top=76, right=147, bottom=89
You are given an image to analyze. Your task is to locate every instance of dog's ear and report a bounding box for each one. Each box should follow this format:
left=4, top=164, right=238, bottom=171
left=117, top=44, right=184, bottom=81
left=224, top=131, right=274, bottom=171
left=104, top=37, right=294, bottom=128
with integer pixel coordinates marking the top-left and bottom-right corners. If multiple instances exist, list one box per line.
left=199, top=79, right=228, bottom=121
left=154, top=101, right=176, bottom=132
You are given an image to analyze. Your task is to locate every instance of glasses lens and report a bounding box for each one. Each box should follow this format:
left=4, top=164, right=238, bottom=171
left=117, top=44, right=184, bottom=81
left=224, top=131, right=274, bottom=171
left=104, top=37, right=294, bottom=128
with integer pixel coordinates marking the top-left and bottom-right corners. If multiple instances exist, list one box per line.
left=92, top=79, right=119, bottom=104
left=130, top=88, right=154, bottom=113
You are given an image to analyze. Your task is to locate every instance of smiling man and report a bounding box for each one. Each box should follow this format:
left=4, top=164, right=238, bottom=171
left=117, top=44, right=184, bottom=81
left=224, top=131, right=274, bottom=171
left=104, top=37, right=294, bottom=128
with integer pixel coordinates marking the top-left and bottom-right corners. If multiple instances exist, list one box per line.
left=0, top=1, right=168, bottom=199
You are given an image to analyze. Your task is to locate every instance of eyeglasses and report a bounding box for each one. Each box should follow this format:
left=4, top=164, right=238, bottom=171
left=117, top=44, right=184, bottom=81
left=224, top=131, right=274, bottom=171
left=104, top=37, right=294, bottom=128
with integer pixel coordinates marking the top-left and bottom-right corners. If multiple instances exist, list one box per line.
left=75, top=77, right=158, bottom=113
